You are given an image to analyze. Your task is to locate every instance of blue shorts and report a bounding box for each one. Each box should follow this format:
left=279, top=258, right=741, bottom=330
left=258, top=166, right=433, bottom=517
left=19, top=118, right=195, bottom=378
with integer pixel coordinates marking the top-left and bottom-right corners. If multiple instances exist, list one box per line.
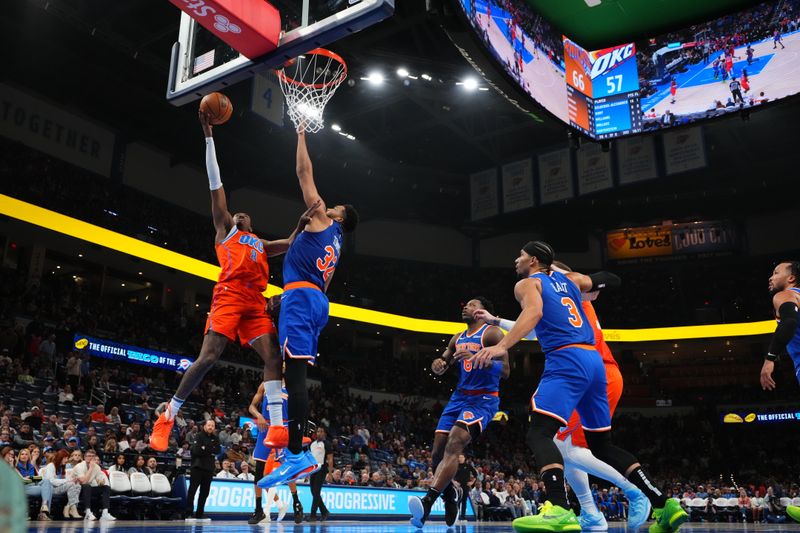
left=253, top=431, right=285, bottom=462
left=531, top=345, right=611, bottom=431
left=279, top=287, right=329, bottom=366
left=435, top=390, right=500, bottom=434
left=790, top=351, right=800, bottom=385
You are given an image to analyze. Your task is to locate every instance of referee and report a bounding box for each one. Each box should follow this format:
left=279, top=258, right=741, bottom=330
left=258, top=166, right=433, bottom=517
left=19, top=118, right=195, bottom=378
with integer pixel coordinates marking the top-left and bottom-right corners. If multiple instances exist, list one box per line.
left=454, top=453, right=477, bottom=522
left=308, top=427, right=333, bottom=521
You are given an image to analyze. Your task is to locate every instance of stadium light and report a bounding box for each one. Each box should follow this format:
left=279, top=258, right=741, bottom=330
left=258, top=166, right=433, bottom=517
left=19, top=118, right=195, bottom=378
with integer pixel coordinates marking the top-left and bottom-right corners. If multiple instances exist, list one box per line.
left=421, top=73, right=432, bottom=81
left=461, top=78, right=479, bottom=91
left=396, top=68, right=409, bottom=78
left=365, top=71, right=384, bottom=85
left=331, top=124, right=342, bottom=132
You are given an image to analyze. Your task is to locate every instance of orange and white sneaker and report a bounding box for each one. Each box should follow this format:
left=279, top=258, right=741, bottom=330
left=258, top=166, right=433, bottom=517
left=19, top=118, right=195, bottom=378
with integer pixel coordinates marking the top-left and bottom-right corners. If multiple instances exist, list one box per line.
left=264, top=425, right=289, bottom=449
left=150, top=404, right=174, bottom=452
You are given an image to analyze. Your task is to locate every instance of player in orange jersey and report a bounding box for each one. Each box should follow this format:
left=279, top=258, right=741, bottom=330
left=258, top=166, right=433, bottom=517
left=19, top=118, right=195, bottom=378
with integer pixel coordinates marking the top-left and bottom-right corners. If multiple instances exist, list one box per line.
left=475, top=261, right=650, bottom=532
left=150, top=111, right=318, bottom=452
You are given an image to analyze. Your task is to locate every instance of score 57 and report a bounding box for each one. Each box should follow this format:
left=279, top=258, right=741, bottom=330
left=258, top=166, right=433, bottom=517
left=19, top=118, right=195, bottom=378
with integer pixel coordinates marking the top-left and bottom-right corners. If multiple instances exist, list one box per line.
left=606, top=75, right=623, bottom=93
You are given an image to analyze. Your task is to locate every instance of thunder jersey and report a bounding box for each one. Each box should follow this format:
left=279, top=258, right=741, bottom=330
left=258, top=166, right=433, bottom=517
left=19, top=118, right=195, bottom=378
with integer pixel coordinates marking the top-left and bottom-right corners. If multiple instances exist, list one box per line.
left=283, top=220, right=343, bottom=291
left=531, top=270, right=595, bottom=353
left=260, top=387, right=289, bottom=425
left=216, top=226, right=269, bottom=292
left=581, top=301, right=618, bottom=368
left=454, top=324, right=503, bottom=392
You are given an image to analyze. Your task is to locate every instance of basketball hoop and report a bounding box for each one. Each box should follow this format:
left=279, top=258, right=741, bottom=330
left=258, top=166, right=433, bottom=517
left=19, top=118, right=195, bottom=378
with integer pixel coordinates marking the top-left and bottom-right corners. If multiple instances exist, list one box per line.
left=276, top=48, right=347, bottom=133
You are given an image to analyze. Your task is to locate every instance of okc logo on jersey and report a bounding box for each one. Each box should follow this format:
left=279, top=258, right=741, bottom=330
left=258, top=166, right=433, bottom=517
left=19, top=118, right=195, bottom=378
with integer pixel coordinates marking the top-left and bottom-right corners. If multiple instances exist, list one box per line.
left=238, top=234, right=264, bottom=253
left=589, top=43, right=635, bottom=79
left=463, top=411, right=475, bottom=421
left=177, top=358, right=193, bottom=371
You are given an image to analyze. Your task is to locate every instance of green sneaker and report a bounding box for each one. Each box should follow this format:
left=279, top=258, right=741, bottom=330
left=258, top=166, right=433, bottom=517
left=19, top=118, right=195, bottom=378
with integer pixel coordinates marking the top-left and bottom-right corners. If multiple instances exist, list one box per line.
left=649, top=498, right=688, bottom=533
left=513, top=501, right=581, bottom=533
left=787, top=505, right=800, bottom=524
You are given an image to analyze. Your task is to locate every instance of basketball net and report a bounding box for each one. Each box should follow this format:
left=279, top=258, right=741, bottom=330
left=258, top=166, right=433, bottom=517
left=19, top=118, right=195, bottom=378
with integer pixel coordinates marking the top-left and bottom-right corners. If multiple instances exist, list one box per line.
left=276, top=48, right=347, bottom=133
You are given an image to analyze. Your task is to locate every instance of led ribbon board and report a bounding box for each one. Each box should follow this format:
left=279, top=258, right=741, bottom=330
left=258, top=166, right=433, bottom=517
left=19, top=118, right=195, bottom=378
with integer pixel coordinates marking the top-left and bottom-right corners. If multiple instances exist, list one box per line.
left=0, top=194, right=776, bottom=340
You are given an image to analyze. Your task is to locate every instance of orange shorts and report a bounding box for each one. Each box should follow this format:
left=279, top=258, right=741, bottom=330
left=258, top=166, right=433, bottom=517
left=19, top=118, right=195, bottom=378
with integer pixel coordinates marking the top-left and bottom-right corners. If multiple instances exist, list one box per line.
left=205, top=282, right=276, bottom=346
left=556, top=363, right=623, bottom=448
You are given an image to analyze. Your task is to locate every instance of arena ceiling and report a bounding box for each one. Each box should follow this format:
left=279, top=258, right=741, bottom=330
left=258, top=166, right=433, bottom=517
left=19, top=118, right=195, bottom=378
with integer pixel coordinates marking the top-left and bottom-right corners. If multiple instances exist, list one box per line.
left=3, top=0, right=799, bottom=239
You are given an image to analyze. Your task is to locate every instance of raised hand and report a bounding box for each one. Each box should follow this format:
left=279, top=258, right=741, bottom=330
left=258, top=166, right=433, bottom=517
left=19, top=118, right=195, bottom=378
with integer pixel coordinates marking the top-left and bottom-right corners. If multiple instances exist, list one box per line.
left=199, top=110, right=213, bottom=138
left=473, top=308, right=499, bottom=326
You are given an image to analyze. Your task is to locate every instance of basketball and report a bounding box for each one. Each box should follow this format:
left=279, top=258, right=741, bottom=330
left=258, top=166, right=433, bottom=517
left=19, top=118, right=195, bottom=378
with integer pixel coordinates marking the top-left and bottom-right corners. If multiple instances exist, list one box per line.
left=199, top=92, right=233, bottom=125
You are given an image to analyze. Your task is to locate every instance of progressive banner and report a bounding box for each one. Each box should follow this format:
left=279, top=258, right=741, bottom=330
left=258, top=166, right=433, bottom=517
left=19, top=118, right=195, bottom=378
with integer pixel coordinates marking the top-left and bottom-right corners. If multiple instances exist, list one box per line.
left=73, top=333, right=193, bottom=372
left=185, top=478, right=475, bottom=518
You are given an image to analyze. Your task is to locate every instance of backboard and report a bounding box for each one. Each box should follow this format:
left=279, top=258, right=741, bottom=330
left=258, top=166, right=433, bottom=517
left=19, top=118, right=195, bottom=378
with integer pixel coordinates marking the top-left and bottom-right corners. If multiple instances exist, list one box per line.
left=167, top=0, right=394, bottom=106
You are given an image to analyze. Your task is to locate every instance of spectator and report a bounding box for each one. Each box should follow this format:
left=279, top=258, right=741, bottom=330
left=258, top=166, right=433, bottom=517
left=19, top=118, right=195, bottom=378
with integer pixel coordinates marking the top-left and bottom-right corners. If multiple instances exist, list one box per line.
left=186, top=419, right=219, bottom=521
left=103, top=437, right=118, bottom=454
left=146, top=456, right=160, bottom=475
left=70, top=449, right=115, bottom=521
left=58, top=385, right=75, bottom=405
left=38, top=333, right=56, bottom=365
left=216, top=459, right=237, bottom=479
left=0, top=431, right=11, bottom=448
left=128, top=455, right=151, bottom=476
left=41, top=415, right=62, bottom=439
left=14, top=423, right=36, bottom=448
left=107, top=407, right=121, bottom=426
left=65, top=354, right=81, bottom=391
left=85, top=435, right=101, bottom=454
left=41, top=449, right=82, bottom=519
left=129, top=376, right=148, bottom=397
left=15, top=447, right=54, bottom=520
left=30, top=446, right=43, bottom=471
left=737, top=487, right=751, bottom=522
left=107, top=454, right=127, bottom=473
left=236, top=462, right=254, bottom=481
left=21, top=405, right=44, bottom=431
left=90, top=405, right=109, bottom=423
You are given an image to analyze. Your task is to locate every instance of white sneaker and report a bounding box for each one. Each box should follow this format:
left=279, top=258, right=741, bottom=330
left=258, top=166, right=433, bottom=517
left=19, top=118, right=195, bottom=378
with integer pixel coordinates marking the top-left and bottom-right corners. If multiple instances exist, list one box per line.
left=84, top=511, right=97, bottom=521
left=197, top=517, right=212, bottom=522
left=100, top=510, right=116, bottom=521
left=185, top=517, right=197, bottom=522
left=277, top=501, right=289, bottom=522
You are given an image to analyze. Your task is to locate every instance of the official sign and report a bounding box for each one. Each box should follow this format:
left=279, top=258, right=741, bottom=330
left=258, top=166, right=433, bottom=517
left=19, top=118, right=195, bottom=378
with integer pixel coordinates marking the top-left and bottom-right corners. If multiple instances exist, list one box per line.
left=73, top=333, right=193, bottom=372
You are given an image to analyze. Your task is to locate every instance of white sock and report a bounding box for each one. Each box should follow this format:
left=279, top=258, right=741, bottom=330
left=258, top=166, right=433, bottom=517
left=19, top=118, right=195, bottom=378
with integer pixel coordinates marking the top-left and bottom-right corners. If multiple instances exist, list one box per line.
left=265, top=381, right=284, bottom=427
left=167, top=396, right=185, bottom=420
left=266, top=487, right=277, bottom=510
left=565, top=439, right=640, bottom=494
left=564, top=464, right=600, bottom=515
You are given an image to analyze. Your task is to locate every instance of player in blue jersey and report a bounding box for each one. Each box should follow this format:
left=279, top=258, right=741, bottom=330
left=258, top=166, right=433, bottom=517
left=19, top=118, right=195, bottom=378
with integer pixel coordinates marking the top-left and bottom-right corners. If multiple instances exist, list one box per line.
left=472, top=241, right=687, bottom=533
left=409, top=297, right=508, bottom=529
left=247, top=382, right=303, bottom=524
left=761, top=261, right=800, bottom=523
left=259, top=127, right=359, bottom=488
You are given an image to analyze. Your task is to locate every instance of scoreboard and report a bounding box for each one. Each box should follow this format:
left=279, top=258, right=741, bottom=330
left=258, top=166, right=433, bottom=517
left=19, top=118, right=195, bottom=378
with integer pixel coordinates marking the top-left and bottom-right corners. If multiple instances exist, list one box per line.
left=564, top=38, right=643, bottom=139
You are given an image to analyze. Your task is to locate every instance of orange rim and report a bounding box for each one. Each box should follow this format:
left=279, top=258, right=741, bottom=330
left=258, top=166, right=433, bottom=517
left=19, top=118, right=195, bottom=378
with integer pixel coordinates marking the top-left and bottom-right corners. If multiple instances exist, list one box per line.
left=275, top=48, right=348, bottom=89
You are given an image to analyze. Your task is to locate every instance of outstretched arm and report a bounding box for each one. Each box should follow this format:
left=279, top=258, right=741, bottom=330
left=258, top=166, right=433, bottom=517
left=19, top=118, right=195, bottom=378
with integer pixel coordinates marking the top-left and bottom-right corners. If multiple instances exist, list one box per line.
left=471, top=278, right=543, bottom=368
left=201, top=111, right=234, bottom=242
left=566, top=271, right=621, bottom=293
left=262, top=200, right=321, bottom=256
left=296, top=129, right=328, bottom=225
left=473, top=309, right=536, bottom=341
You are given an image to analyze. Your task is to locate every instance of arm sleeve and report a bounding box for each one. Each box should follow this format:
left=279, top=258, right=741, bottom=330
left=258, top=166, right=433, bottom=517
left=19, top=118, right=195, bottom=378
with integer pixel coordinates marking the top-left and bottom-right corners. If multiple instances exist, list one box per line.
left=497, top=318, right=536, bottom=341
left=588, top=271, right=622, bottom=291
left=767, top=301, right=799, bottom=359
left=205, top=138, right=223, bottom=191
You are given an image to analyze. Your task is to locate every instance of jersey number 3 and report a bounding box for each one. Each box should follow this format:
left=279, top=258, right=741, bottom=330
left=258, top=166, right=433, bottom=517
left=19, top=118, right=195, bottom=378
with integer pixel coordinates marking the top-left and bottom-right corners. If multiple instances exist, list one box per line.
left=560, top=297, right=583, bottom=327
left=316, top=245, right=337, bottom=282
